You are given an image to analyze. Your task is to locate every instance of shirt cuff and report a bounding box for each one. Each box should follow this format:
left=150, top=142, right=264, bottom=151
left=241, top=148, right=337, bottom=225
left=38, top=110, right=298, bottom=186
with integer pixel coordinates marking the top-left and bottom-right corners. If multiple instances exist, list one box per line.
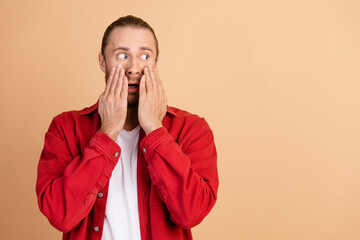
left=140, top=127, right=173, bottom=160
left=90, top=131, right=121, bottom=165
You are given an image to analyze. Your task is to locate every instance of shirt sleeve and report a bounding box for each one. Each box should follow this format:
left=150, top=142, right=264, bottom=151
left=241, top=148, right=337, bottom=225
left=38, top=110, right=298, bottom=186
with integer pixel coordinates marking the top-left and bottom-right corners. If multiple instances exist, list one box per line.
left=36, top=116, right=120, bottom=232
left=140, top=118, right=219, bottom=228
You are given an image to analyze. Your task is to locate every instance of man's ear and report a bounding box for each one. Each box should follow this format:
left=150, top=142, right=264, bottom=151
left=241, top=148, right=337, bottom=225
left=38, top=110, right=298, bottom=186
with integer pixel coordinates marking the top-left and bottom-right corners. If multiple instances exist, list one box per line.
left=99, top=54, right=106, bottom=73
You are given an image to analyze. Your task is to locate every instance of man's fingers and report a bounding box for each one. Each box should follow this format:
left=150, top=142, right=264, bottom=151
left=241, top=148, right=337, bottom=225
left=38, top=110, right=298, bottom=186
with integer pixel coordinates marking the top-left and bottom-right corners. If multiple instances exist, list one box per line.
left=120, top=75, right=128, bottom=102
left=148, top=65, right=158, bottom=93
left=154, top=67, right=166, bottom=106
left=104, top=67, right=116, bottom=95
left=144, top=67, right=153, bottom=94
left=139, top=74, right=146, bottom=97
left=115, top=67, right=125, bottom=98
left=154, top=67, right=165, bottom=93
left=109, top=64, right=122, bottom=96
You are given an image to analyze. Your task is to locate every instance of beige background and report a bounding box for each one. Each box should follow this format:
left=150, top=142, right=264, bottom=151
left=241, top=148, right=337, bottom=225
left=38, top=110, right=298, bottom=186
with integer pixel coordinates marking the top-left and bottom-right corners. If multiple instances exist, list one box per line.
left=0, top=0, right=359, bottom=239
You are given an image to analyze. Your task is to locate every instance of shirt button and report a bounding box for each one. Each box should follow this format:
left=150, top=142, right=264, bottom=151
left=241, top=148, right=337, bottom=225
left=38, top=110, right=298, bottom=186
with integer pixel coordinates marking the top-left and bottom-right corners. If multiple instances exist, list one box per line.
left=94, top=226, right=99, bottom=232
left=114, top=152, right=119, bottom=157
left=143, top=147, right=146, bottom=153
left=97, top=192, right=103, bottom=198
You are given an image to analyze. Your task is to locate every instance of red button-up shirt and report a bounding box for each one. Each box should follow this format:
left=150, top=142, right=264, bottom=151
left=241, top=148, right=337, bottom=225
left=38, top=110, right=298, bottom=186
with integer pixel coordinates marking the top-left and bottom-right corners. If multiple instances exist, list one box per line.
left=36, top=103, right=218, bottom=240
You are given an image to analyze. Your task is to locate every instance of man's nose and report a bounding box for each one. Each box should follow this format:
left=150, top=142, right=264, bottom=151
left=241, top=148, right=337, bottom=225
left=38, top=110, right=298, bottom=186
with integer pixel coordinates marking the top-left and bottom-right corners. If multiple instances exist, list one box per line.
left=126, top=58, right=141, bottom=76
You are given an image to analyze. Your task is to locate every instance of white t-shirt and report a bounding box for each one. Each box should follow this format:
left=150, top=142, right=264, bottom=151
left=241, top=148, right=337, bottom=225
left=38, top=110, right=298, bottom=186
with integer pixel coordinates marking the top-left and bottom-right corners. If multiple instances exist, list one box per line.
left=102, top=125, right=141, bottom=240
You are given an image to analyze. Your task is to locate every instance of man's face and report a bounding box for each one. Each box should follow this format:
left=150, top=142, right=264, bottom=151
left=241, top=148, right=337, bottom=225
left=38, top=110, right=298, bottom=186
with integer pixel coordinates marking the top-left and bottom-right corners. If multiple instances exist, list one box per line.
left=99, top=26, right=158, bottom=107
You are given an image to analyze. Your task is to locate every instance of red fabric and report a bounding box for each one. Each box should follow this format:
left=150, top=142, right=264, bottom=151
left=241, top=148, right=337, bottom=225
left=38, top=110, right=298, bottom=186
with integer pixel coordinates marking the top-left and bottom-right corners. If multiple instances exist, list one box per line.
left=36, top=103, right=218, bottom=240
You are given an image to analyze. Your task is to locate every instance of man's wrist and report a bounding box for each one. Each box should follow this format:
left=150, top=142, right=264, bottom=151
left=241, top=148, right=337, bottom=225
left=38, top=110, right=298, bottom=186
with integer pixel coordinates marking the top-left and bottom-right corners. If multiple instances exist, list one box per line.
left=99, top=127, right=119, bottom=141
left=143, top=124, right=163, bottom=135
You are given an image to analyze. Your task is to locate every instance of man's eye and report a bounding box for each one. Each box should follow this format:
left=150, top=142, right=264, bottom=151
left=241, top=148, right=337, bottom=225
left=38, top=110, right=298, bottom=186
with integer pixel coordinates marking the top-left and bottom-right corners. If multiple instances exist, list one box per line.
left=140, top=54, right=149, bottom=60
left=117, top=53, right=127, bottom=60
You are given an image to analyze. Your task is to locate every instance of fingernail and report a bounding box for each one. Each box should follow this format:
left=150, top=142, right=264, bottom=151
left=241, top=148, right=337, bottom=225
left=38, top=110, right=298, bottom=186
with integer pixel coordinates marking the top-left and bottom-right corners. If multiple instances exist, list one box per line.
left=148, top=64, right=152, bottom=68
left=117, top=64, right=121, bottom=69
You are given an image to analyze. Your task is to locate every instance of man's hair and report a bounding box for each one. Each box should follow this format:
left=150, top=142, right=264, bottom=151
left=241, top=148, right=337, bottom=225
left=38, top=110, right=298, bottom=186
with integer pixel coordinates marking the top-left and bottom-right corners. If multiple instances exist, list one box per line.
left=101, top=15, right=159, bottom=61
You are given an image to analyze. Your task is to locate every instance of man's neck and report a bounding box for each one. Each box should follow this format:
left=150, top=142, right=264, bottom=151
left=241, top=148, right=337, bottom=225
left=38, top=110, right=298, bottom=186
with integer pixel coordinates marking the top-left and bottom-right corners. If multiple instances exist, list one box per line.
left=123, top=107, right=139, bottom=131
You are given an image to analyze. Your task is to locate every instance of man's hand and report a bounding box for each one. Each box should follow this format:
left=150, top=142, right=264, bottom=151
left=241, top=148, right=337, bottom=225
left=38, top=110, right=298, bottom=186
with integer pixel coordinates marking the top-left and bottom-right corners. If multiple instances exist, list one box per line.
left=98, top=64, right=128, bottom=140
left=138, top=65, right=167, bottom=135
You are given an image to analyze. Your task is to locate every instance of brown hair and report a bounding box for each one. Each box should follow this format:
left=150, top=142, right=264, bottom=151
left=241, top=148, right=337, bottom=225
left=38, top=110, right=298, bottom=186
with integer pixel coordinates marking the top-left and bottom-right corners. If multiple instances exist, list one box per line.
left=101, top=15, right=159, bottom=61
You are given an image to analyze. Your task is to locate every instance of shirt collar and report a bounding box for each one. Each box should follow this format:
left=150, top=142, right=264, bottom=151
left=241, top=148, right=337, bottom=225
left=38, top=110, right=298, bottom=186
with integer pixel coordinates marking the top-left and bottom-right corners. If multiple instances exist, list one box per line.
left=79, top=101, right=177, bottom=117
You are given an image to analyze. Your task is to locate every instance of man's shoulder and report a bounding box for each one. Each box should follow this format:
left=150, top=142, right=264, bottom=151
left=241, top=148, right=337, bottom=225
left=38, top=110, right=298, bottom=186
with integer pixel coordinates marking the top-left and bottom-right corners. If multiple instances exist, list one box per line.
left=166, top=105, right=201, bottom=120
left=52, top=103, right=98, bottom=125
left=166, top=105, right=211, bottom=130
left=165, top=106, right=213, bottom=145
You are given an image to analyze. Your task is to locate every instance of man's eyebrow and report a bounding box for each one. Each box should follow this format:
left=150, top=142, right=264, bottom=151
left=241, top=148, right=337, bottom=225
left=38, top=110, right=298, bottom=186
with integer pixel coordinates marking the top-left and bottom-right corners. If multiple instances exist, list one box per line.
left=112, top=46, right=129, bottom=53
left=139, top=47, right=153, bottom=53
left=112, top=46, right=153, bottom=53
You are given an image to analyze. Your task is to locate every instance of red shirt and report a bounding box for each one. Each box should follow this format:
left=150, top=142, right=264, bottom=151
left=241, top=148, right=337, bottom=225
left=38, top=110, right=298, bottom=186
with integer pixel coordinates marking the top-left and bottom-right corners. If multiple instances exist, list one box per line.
left=36, top=103, right=218, bottom=240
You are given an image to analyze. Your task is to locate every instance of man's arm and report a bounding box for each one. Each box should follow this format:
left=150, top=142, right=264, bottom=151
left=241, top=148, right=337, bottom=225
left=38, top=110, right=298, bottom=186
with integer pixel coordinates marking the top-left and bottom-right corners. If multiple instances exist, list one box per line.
left=36, top=64, right=128, bottom=232
left=36, top=123, right=120, bottom=232
left=138, top=65, right=219, bottom=228
left=138, top=65, right=167, bottom=135
left=98, top=64, right=128, bottom=140
left=142, top=121, right=218, bottom=228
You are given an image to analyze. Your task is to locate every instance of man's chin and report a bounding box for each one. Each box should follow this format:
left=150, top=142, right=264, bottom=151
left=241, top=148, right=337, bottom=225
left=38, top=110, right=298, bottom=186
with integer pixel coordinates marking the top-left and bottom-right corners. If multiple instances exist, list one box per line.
left=127, top=94, right=139, bottom=108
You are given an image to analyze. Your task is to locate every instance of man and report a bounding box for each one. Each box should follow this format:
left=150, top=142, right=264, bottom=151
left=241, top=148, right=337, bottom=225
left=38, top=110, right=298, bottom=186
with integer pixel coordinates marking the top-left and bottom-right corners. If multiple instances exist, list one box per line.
left=36, top=15, right=218, bottom=240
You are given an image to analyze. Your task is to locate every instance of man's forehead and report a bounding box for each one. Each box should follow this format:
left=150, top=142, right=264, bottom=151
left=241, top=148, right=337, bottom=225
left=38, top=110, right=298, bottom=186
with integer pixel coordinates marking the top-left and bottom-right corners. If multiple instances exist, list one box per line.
left=107, top=26, right=156, bottom=50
